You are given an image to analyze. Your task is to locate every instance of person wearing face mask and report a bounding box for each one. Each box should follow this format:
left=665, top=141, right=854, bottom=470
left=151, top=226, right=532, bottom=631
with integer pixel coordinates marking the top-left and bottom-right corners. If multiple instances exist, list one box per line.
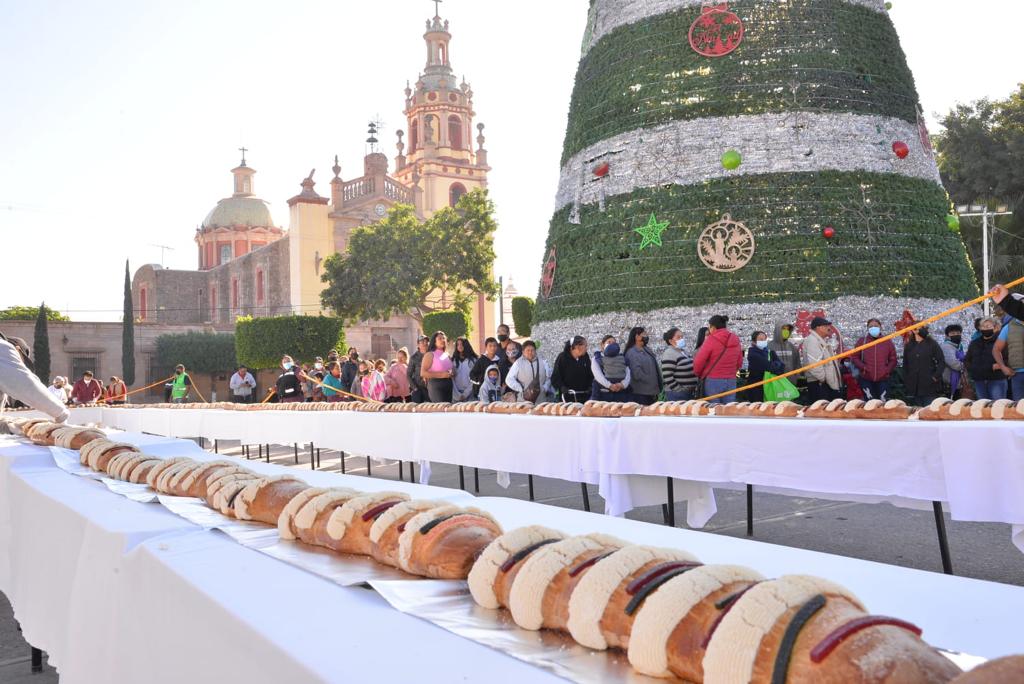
left=902, top=325, right=945, bottom=406
left=851, top=318, right=898, bottom=402
left=470, top=337, right=510, bottom=395
left=660, top=327, right=697, bottom=401
left=799, top=317, right=843, bottom=402
left=165, top=365, right=192, bottom=404
left=551, top=335, right=594, bottom=403
left=322, top=361, right=345, bottom=401
left=965, top=317, right=1009, bottom=400
left=591, top=335, right=631, bottom=402
left=744, top=331, right=785, bottom=402
left=352, top=360, right=387, bottom=401
left=307, top=356, right=326, bottom=402
left=496, top=324, right=512, bottom=354
left=275, top=355, right=305, bottom=403
left=623, top=326, right=663, bottom=406
left=767, top=322, right=800, bottom=375
left=693, top=315, right=744, bottom=404
left=940, top=325, right=967, bottom=399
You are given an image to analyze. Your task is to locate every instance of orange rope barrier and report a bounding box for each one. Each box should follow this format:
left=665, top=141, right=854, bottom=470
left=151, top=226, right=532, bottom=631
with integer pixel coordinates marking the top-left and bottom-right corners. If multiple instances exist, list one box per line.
left=96, top=375, right=175, bottom=404
left=701, top=279, right=1024, bottom=403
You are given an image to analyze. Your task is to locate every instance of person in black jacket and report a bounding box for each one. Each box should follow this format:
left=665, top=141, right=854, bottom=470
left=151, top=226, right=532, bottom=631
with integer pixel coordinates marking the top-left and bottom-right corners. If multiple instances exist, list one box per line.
left=902, top=327, right=945, bottom=406
left=339, top=348, right=359, bottom=400
left=992, top=285, right=1024, bottom=321
left=275, top=355, right=305, bottom=403
left=469, top=337, right=509, bottom=394
left=407, top=335, right=429, bottom=403
left=744, top=331, right=784, bottom=402
left=551, top=336, right=594, bottom=403
left=965, top=317, right=1009, bottom=400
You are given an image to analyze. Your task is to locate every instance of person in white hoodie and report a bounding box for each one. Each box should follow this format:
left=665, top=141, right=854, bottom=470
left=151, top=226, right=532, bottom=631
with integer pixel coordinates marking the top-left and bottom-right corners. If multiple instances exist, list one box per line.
left=0, top=332, right=69, bottom=422
left=505, top=340, right=552, bottom=403
left=478, top=364, right=504, bottom=404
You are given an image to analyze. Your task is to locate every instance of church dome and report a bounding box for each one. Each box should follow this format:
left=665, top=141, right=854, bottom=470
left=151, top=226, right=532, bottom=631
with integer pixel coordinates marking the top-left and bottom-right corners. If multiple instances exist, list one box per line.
left=202, top=196, right=274, bottom=228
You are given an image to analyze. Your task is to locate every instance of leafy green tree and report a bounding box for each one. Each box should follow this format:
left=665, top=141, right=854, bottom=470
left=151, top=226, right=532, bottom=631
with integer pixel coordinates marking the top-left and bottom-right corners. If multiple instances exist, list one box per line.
left=0, top=305, right=69, bottom=321
left=936, top=84, right=1024, bottom=282
left=422, top=310, right=470, bottom=341
left=511, top=296, right=535, bottom=338
left=122, top=260, right=136, bottom=385
left=320, top=189, right=499, bottom=326
left=155, top=332, right=238, bottom=374
left=33, top=303, right=51, bottom=383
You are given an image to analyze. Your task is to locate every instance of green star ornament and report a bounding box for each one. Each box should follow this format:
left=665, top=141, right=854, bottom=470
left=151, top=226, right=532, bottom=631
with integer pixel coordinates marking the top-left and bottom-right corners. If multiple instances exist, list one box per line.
left=634, top=213, right=670, bottom=249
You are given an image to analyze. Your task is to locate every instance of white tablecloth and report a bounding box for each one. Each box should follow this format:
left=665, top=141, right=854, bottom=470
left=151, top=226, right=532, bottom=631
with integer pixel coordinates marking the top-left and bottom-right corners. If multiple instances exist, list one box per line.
left=2, top=432, right=1023, bottom=681
left=72, top=408, right=1024, bottom=550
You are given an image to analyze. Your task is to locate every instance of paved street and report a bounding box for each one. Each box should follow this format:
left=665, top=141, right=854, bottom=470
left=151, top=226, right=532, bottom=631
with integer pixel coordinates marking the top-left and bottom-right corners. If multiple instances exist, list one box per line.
left=3, top=439, right=1021, bottom=681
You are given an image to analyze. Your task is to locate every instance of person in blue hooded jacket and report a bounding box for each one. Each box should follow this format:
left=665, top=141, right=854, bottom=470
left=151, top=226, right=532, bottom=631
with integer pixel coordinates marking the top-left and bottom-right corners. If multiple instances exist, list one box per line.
left=745, top=331, right=784, bottom=402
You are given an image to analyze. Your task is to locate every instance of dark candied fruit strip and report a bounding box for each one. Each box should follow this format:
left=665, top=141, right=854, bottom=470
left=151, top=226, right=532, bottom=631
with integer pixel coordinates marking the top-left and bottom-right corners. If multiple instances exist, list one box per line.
left=810, top=615, right=922, bottom=664
left=568, top=550, right=615, bottom=578
left=499, top=539, right=559, bottom=573
left=624, top=564, right=701, bottom=616
left=626, top=561, right=702, bottom=596
left=702, top=583, right=761, bottom=648
left=770, top=595, right=827, bottom=684
left=361, top=500, right=401, bottom=522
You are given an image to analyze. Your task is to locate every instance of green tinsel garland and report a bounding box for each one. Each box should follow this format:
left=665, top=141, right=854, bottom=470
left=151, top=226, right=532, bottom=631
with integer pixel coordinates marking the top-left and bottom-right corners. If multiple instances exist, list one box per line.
left=535, top=170, right=978, bottom=322
left=563, top=0, right=918, bottom=164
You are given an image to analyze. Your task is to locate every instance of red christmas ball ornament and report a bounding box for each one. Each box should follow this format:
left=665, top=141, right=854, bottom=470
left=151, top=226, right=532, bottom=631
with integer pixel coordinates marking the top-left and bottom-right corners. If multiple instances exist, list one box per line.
left=892, top=141, right=909, bottom=159
left=689, top=3, right=744, bottom=57
left=822, top=226, right=836, bottom=239
left=593, top=162, right=610, bottom=178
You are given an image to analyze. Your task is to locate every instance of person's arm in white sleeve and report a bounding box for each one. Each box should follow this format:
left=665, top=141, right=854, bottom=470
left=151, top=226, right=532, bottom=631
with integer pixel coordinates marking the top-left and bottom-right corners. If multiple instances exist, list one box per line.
left=542, top=360, right=552, bottom=394
left=0, top=340, right=70, bottom=422
left=504, top=359, right=525, bottom=393
left=229, top=374, right=242, bottom=391
left=621, top=367, right=632, bottom=389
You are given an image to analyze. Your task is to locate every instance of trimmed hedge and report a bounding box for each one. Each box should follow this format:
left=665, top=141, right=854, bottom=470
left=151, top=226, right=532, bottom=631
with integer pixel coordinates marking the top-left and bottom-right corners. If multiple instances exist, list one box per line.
left=155, top=332, right=237, bottom=374
left=235, top=316, right=346, bottom=369
left=511, top=296, right=535, bottom=337
left=563, top=0, right=918, bottom=163
left=422, top=310, right=470, bottom=341
left=535, top=170, right=978, bottom=322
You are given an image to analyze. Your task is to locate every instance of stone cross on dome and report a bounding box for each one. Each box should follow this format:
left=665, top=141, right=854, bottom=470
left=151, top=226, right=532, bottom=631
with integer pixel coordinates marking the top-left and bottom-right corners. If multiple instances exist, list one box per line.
left=432, top=0, right=442, bottom=17
left=238, top=146, right=248, bottom=167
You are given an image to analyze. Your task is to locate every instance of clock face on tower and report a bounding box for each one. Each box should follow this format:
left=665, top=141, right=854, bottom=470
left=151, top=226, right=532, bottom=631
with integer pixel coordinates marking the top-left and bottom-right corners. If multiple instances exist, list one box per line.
left=374, top=203, right=387, bottom=217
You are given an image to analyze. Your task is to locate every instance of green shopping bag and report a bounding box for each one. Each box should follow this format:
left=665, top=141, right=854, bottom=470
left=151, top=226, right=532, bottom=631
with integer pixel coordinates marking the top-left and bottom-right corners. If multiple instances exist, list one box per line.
left=763, top=373, right=800, bottom=402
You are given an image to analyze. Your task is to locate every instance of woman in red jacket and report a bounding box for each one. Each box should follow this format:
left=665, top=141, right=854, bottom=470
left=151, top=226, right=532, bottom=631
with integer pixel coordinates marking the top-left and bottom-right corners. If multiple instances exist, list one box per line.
left=692, top=315, right=743, bottom=404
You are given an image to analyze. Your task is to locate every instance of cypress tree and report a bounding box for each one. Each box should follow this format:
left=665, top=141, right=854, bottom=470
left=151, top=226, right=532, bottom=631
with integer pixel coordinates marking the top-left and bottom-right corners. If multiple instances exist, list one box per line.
left=122, top=260, right=136, bottom=385
left=33, top=302, right=51, bottom=383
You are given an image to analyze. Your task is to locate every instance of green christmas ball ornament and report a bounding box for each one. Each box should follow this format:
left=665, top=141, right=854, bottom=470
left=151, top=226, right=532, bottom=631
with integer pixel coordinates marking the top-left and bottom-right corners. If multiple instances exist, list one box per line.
left=721, top=149, right=742, bottom=170
left=946, top=214, right=960, bottom=231
left=885, top=2, right=892, bottom=9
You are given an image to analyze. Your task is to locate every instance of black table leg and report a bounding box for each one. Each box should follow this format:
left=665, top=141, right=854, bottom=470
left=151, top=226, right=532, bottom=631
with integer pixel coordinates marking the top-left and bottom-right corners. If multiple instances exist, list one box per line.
left=409, top=462, right=415, bottom=482
left=528, top=474, right=535, bottom=501
left=581, top=482, right=591, bottom=512
left=398, top=461, right=404, bottom=480
left=746, top=484, right=754, bottom=537
left=316, top=448, right=321, bottom=468
left=30, top=647, right=42, bottom=673
left=459, top=466, right=465, bottom=490
left=293, top=443, right=299, bottom=464
left=309, top=443, right=315, bottom=471
left=933, top=501, right=955, bottom=575
left=474, top=468, right=480, bottom=493
left=340, top=451, right=346, bottom=474
left=666, top=477, right=676, bottom=527
left=265, top=444, right=270, bottom=464
left=214, top=439, right=219, bottom=454
left=366, top=456, right=372, bottom=477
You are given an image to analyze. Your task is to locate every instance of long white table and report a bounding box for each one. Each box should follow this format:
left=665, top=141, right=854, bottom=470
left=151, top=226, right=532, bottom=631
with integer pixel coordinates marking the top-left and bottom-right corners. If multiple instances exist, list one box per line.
left=73, top=406, right=1024, bottom=552
left=2, top=432, right=1024, bottom=682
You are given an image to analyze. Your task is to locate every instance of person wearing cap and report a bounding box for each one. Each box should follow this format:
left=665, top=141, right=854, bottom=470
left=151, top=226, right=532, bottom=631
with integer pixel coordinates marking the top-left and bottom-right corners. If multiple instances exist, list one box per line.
left=801, top=317, right=843, bottom=402
left=0, top=333, right=69, bottom=421
left=71, top=371, right=104, bottom=404
left=165, top=365, right=193, bottom=403
left=902, top=325, right=945, bottom=406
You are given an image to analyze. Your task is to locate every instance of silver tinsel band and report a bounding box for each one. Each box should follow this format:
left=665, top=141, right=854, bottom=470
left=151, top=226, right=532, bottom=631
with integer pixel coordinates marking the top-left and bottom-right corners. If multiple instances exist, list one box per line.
left=582, top=0, right=887, bottom=57
left=532, top=296, right=981, bottom=363
left=556, top=112, right=938, bottom=213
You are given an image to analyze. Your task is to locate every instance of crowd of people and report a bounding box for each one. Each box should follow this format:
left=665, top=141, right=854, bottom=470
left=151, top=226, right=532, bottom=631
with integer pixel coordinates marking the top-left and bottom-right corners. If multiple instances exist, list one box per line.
left=249, top=298, right=1024, bottom=409
left=33, top=289, right=1024, bottom=410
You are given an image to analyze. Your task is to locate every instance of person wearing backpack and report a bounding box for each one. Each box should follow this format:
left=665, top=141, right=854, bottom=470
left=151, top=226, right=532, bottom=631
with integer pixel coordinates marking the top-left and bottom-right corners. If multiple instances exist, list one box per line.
left=851, top=318, right=897, bottom=401
left=591, top=335, right=632, bottom=402
left=692, top=315, right=743, bottom=404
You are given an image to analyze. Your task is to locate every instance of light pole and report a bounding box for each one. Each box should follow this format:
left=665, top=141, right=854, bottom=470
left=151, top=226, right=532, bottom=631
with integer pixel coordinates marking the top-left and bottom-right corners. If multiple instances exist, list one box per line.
left=955, top=204, right=1013, bottom=315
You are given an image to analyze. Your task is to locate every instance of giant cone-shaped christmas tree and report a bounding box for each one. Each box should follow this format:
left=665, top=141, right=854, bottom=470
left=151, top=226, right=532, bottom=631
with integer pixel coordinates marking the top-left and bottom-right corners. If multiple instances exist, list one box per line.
left=534, top=0, right=978, bottom=348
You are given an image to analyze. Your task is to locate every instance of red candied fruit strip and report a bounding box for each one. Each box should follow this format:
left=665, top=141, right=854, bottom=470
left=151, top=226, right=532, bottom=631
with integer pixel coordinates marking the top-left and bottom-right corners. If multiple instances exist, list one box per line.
left=810, top=615, right=922, bottom=664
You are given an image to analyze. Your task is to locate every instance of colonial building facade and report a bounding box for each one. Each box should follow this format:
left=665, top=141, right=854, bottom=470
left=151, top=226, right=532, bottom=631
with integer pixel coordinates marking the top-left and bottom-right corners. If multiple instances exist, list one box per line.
left=132, top=8, right=495, bottom=358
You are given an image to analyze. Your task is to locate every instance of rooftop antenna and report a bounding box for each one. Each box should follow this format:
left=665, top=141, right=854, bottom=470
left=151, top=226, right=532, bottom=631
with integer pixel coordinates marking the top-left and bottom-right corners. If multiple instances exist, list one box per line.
left=366, top=115, right=385, bottom=153
left=150, top=243, right=175, bottom=268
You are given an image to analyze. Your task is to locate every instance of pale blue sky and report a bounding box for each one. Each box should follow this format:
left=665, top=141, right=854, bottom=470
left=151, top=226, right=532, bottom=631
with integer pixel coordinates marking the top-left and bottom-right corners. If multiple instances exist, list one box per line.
left=1, top=0, right=1021, bottom=320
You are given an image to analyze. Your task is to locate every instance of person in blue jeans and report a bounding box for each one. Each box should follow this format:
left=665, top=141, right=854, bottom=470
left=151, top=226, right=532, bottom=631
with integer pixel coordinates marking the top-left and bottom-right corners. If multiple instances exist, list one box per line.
left=965, top=317, right=1008, bottom=400
left=994, top=313, right=1024, bottom=400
